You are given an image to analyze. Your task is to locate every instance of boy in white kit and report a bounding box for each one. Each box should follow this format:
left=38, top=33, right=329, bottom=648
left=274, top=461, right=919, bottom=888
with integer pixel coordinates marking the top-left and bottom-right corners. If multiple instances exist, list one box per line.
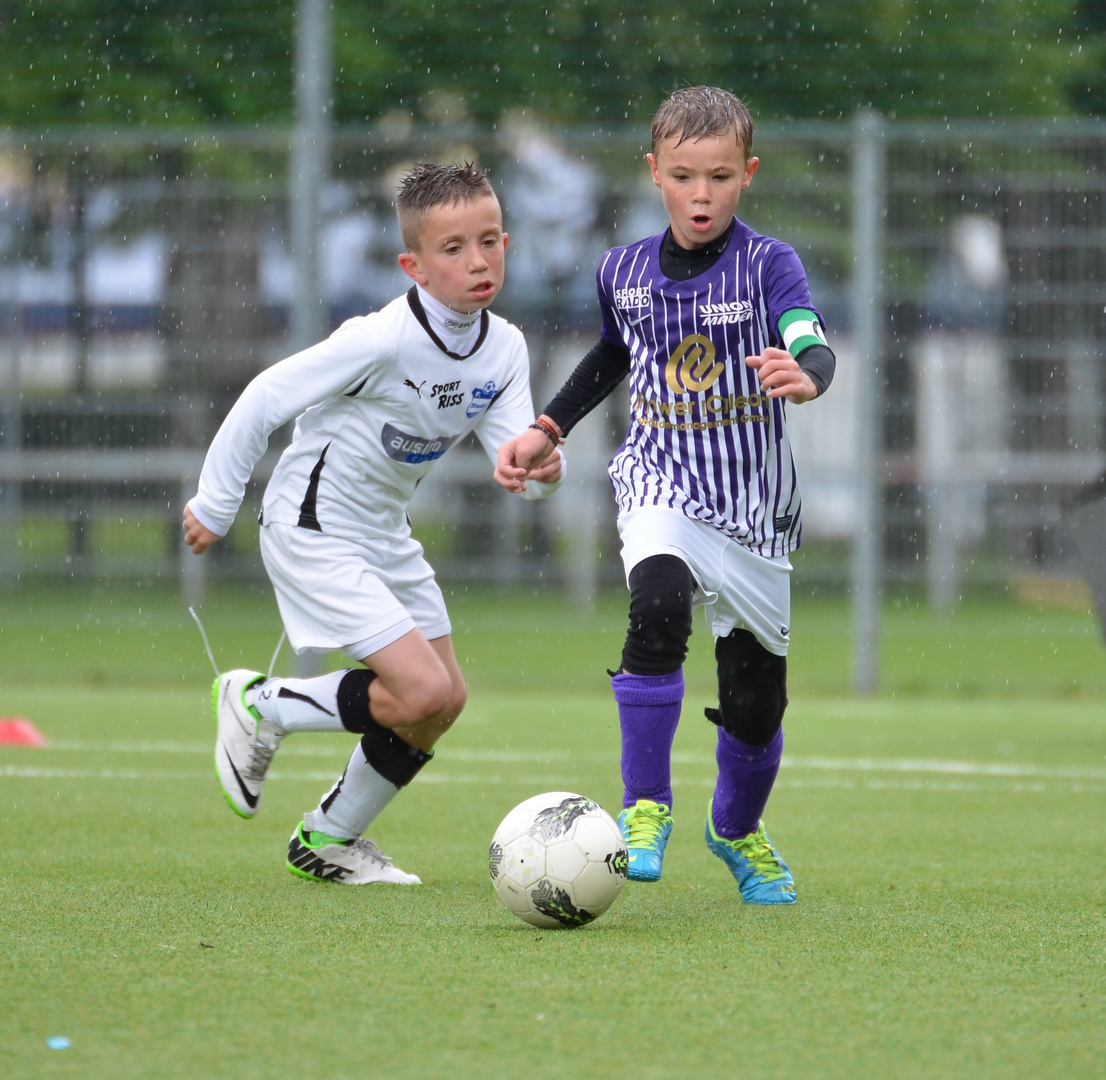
left=183, top=163, right=562, bottom=884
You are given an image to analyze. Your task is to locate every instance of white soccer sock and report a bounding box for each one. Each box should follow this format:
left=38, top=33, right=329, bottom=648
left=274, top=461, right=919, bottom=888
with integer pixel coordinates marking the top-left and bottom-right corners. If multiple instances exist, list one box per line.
left=247, top=669, right=350, bottom=734
left=307, top=743, right=400, bottom=840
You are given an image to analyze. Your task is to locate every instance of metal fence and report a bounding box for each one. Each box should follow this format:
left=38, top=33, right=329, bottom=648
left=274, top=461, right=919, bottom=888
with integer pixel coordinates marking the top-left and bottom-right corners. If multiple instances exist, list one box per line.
left=1, top=119, right=1104, bottom=613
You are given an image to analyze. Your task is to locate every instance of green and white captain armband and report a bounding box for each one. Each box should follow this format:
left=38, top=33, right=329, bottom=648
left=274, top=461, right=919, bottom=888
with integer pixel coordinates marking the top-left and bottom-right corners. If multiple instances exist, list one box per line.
left=778, top=308, right=827, bottom=357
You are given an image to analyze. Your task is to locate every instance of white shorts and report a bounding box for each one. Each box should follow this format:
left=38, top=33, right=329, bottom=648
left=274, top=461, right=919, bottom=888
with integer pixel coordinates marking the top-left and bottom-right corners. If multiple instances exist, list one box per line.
left=259, top=523, right=451, bottom=660
left=617, top=505, right=792, bottom=656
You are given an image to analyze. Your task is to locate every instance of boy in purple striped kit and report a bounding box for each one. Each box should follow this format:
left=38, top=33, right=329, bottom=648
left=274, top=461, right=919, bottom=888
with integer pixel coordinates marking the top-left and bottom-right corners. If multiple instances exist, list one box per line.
left=495, top=86, right=835, bottom=904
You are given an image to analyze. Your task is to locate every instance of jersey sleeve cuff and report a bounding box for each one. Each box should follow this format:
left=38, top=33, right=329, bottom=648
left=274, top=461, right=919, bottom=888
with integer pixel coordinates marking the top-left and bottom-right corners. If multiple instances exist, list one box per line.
left=515, top=450, right=567, bottom=500
left=186, top=499, right=230, bottom=538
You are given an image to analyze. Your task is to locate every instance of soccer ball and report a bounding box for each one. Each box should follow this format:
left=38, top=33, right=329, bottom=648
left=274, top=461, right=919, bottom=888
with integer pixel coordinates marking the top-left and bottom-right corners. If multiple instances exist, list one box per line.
left=489, top=792, right=629, bottom=929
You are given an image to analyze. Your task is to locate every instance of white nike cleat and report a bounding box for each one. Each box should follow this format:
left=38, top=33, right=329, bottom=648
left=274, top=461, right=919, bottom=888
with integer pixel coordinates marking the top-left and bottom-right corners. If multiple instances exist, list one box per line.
left=286, top=822, right=422, bottom=885
left=212, top=669, right=283, bottom=818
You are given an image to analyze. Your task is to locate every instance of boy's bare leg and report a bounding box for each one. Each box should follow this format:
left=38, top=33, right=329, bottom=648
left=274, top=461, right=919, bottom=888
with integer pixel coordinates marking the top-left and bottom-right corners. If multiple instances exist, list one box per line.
left=218, top=628, right=467, bottom=877
left=363, top=630, right=467, bottom=752
left=289, top=631, right=466, bottom=860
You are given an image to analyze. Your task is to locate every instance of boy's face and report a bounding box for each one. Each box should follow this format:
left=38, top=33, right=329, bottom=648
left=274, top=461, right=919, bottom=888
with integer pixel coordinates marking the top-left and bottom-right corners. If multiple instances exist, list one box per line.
left=397, top=194, right=507, bottom=313
left=647, top=134, right=759, bottom=250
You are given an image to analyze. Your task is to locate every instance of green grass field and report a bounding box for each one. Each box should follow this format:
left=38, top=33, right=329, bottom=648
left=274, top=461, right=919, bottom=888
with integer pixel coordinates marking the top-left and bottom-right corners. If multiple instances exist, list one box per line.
left=2, top=582, right=1105, bottom=1079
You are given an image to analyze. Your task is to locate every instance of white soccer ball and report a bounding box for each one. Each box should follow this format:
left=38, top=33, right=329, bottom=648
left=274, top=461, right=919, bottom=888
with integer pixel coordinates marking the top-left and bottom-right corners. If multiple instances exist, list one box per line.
left=489, top=791, right=629, bottom=929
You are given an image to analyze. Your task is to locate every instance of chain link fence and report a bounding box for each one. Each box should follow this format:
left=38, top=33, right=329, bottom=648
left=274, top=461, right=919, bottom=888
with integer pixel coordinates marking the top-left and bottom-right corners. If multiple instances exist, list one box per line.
left=1, top=120, right=1103, bottom=606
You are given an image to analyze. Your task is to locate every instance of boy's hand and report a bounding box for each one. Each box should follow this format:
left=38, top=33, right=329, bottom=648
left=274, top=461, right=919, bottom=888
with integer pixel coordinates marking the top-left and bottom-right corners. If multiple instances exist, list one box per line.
left=182, top=504, right=222, bottom=554
left=527, top=447, right=563, bottom=485
left=746, top=347, right=818, bottom=404
left=494, top=428, right=558, bottom=493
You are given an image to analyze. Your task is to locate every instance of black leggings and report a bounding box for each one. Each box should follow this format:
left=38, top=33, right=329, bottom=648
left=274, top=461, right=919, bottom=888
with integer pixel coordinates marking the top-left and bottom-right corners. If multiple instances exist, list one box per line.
left=619, top=555, right=696, bottom=675
left=619, top=553, right=787, bottom=745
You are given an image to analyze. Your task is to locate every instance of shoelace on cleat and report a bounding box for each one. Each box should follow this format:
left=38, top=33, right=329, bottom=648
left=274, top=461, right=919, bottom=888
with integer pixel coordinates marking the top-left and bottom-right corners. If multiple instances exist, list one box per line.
left=302, top=830, right=390, bottom=863
left=622, top=803, right=671, bottom=849
left=722, top=827, right=788, bottom=883
left=243, top=729, right=280, bottom=781
left=347, top=838, right=395, bottom=867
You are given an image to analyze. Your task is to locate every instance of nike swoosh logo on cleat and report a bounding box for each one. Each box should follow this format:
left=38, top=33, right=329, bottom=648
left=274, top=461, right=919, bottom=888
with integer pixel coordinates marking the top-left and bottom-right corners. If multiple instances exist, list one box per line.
left=223, top=747, right=260, bottom=808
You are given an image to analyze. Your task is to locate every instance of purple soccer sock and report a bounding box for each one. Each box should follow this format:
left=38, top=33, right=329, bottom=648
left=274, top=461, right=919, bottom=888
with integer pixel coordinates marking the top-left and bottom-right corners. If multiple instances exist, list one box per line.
left=711, top=726, right=784, bottom=839
left=612, top=669, right=684, bottom=810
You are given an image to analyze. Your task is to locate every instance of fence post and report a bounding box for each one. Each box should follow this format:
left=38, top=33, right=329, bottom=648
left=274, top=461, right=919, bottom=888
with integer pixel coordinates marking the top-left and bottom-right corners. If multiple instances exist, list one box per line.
left=1, top=285, right=20, bottom=590
left=180, top=473, right=207, bottom=612
left=543, top=336, right=604, bottom=612
left=850, top=110, right=886, bottom=695
left=287, top=0, right=332, bottom=677
left=564, top=402, right=604, bottom=613
left=290, top=0, right=331, bottom=357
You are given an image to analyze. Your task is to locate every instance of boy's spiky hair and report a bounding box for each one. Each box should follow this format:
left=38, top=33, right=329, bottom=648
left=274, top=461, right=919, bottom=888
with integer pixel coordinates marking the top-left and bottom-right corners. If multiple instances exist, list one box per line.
left=650, top=86, right=755, bottom=159
left=395, top=161, right=497, bottom=250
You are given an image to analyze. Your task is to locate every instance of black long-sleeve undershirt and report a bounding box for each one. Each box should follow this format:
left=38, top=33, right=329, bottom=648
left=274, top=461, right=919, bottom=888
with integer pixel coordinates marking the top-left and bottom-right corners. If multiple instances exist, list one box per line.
left=543, top=338, right=630, bottom=436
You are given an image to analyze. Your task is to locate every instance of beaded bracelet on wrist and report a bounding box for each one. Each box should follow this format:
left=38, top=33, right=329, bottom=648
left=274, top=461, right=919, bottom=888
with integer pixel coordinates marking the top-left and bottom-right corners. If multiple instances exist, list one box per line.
left=529, top=418, right=564, bottom=446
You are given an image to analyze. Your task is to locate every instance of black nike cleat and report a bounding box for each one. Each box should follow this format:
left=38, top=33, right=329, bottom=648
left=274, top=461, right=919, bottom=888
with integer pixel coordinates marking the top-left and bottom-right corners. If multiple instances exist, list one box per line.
left=286, top=822, right=421, bottom=884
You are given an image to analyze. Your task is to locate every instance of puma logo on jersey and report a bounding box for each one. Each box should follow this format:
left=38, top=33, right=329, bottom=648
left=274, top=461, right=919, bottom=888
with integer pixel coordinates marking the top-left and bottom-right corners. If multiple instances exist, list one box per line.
left=403, top=379, right=426, bottom=398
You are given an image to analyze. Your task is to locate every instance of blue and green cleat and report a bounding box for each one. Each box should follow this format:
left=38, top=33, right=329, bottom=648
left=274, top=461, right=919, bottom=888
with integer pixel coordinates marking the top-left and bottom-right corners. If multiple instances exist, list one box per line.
left=705, top=800, right=796, bottom=904
left=618, top=799, right=673, bottom=882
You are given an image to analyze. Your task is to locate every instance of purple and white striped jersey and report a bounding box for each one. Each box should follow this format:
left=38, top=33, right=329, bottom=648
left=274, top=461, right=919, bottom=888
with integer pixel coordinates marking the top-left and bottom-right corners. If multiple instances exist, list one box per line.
left=598, top=217, right=825, bottom=557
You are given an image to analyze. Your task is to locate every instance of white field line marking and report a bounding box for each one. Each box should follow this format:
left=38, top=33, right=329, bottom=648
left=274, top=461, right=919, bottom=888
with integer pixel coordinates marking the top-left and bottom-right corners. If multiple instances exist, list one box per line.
left=27, top=741, right=1106, bottom=782
left=4, top=763, right=1106, bottom=795
left=4, top=766, right=1103, bottom=795
left=768, top=777, right=1106, bottom=794
left=42, top=740, right=590, bottom=761
left=783, top=756, right=1106, bottom=781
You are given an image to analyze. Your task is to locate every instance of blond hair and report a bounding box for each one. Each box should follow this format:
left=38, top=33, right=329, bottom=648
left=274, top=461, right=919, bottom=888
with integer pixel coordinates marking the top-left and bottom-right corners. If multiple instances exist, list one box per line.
left=650, top=86, right=755, bottom=159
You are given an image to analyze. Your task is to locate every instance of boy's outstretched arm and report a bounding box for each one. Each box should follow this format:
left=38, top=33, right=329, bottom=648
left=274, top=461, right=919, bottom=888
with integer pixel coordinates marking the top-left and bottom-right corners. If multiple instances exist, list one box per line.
left=182, top=504, right=223, bottom=555
left=495, top=338, right=631, bottom=494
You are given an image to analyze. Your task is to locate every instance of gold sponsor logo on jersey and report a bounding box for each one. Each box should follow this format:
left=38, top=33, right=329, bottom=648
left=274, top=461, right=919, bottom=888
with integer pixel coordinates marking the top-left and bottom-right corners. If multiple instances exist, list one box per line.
left=633, top=392, right=771, bottom=431
left=665, top=334, right=725, bottom=394
left=645, top=334, right=770, bottom=431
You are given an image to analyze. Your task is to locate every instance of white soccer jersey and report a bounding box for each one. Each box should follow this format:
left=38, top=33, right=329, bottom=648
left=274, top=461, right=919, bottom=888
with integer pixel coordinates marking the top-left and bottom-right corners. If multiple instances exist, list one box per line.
left=190, top=289, right=557, bottom=544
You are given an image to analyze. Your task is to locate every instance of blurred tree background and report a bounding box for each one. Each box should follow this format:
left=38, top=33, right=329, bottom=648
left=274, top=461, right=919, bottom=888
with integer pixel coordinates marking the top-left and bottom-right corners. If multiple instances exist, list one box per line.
left=0, top=0, right=1101, bottom=129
